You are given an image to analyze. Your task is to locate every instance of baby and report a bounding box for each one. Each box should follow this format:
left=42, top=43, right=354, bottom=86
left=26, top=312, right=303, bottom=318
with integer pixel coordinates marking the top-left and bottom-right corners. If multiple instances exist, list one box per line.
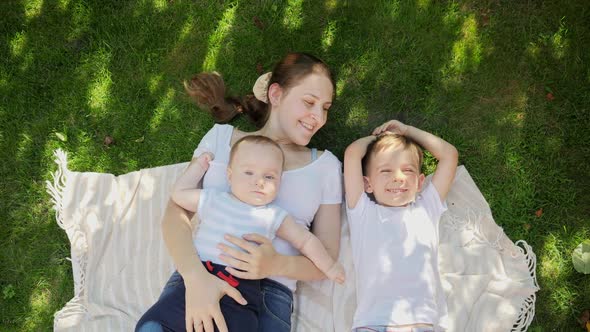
left=344, top=120, right=458, bottom=332
left=172, top=134, right=345, bottom=330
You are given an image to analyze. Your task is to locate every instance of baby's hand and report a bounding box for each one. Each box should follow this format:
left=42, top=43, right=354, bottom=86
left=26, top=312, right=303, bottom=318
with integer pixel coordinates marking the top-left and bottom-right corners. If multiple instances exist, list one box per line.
left=372, top=120, right=408, bottom=136
left=325, top=262, right=346, bottom=284
left=196, top=152, right=214, bottom=170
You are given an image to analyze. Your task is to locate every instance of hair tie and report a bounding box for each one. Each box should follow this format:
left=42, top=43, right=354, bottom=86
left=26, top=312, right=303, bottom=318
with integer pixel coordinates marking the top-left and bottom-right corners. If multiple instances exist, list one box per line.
left=253, top=72, right=272, bottom=103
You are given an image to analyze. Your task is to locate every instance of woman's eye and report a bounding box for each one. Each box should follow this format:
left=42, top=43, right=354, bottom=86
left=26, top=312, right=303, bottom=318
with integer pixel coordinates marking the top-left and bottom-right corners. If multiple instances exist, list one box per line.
left=404, top=169, right=414, bottom=173
left=264, top=175, right=275, bottom=180
left=304, top=100, right=314, bottom=106
left=245, top=171, right=253, bottom=175
left=380, top=170, right=391, bottom=174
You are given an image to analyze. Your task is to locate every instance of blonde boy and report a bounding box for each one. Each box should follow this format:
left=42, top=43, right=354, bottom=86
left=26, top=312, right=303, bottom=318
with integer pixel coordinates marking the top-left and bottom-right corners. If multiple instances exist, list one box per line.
left=344, top=120, right=458, bottom=332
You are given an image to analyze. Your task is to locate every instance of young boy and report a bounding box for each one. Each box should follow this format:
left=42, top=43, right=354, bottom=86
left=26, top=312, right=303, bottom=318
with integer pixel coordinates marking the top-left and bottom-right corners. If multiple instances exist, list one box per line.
left=171, top=135, right=345, bottom=330
left=344, top=120, right=458, bottom=332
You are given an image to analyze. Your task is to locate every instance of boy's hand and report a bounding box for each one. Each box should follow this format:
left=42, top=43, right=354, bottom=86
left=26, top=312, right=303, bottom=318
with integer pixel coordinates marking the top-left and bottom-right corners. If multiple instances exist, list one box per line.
left=373, top=120, right=408, bottom=136
left=325, top=262, right=346, bottom=284
left=196, top=152, right=214, bottom=171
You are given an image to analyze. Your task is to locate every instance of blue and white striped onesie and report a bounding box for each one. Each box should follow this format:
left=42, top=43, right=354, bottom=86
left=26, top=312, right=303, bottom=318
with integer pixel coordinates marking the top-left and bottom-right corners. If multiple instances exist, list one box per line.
left=193, top=189, right=288, bottom=266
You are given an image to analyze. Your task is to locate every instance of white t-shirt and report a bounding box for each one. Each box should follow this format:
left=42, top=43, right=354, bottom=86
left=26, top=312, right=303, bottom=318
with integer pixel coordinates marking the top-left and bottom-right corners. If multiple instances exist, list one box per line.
left=193, top=124, right=343, bottom=291
left=346, top=183, right=448, bottom=329
left=194, top=189, right=288, bottom=266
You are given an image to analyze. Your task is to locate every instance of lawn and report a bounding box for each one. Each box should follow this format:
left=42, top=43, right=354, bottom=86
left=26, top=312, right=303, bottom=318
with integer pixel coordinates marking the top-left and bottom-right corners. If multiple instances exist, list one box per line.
left=1, top=0, right=589, bottom=331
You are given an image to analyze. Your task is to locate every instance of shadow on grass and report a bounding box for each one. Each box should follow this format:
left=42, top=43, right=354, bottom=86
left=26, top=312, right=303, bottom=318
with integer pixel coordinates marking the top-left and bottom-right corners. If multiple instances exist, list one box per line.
left=430, top=1, right=589, bottom=329
left=1, top=0, right=225, bottom=330
left=0, top=0, right=589, bottom=330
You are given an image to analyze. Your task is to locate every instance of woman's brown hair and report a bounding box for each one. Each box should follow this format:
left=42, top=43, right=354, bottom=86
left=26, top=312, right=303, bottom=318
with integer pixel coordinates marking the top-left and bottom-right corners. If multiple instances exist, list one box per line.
left=184, top=53, right=335, bottom=129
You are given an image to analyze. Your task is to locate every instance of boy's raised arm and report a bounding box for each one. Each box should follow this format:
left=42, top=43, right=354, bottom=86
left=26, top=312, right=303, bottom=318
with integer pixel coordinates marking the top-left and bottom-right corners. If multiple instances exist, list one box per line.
left=344, top=136, right=376, bottom=209
left=171, top=152, right=213, bottom=212
left=404, top=126, right=458, bottom=201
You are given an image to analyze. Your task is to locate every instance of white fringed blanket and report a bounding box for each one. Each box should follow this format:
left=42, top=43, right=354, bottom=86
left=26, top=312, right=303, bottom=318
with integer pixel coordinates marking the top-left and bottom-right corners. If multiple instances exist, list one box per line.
left=48, top=149, right=539, bottom=331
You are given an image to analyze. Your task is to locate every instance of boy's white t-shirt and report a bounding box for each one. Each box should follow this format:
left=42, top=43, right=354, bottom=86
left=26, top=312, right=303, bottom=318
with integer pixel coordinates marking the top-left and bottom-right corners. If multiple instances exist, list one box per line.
left=346, top=183, right=448, bottom=329
left=194, top=189, right=288, bottom=266
left=193, top=124, right=343, bottom=291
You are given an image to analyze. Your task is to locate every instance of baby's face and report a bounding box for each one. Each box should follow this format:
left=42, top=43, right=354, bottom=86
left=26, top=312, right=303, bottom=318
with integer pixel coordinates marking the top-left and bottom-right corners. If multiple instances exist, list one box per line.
left=364, top=146, right=425, bottom=207
left=227, top=142, right=283, bottom=206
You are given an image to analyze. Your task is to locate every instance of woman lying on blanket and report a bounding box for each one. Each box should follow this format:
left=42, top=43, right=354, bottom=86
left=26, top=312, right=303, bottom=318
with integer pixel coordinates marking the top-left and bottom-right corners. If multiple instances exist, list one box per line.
left=136, top=52, right=343, bottom=332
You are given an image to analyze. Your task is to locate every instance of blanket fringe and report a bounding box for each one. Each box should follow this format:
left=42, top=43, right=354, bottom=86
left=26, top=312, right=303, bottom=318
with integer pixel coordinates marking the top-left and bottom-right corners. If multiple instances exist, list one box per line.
left=53, top=295, right=88, bottom=329
left=46, top=149, right=68, bottom=230
left=444, top=210, right=539, bottom=332
left=511, top=240, right=539, bottom=332
left=46, top=149, right=89, bottom=327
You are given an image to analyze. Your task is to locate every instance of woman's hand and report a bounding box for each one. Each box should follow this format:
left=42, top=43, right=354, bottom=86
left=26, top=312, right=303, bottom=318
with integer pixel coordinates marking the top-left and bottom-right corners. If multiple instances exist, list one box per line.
left=184, top=272, right=247, bottom=332
left=218, top=233, right=282, bottom=279
left=372, top=120, right=408, bottom=136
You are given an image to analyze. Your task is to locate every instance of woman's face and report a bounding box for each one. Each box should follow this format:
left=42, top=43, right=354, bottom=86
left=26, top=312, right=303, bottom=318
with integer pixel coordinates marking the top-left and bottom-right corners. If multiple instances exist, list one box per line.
left=272, top=72, right=334, bottom=146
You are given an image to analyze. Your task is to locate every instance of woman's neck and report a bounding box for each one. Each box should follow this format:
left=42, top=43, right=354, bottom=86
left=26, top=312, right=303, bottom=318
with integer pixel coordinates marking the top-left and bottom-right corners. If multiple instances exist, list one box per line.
left=257, top=122, right=299, bottom=151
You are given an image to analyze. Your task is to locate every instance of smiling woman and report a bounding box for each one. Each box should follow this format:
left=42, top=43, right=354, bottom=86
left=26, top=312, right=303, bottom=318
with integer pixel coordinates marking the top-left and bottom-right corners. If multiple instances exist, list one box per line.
left=136, top=52, right=344, bottom=332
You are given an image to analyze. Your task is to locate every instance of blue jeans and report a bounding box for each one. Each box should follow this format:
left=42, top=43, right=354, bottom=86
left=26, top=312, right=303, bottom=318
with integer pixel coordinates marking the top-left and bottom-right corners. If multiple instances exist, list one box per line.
left=136, top=266, right=293, bottom=332
left=259, top=278, right=293, bottom=332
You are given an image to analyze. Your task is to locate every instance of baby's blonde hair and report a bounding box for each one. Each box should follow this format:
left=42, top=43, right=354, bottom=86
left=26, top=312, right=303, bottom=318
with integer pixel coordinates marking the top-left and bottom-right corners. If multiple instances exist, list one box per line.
left=361, top=133, right=423, bottom=175
left=229, top=135, right=285, bottom=169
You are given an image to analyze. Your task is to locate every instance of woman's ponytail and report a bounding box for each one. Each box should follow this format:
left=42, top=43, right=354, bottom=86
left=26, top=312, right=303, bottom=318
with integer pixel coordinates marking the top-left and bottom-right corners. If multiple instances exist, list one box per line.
left=184, top=52, right=334, bottom=129
left=184, top=72, right=269, bottom=128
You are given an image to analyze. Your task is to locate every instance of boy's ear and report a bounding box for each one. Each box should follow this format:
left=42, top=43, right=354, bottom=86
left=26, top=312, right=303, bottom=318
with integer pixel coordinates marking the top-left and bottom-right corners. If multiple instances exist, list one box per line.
left=268, top=82, right=283, bottom=107
left=363, top=176, right=374, bottom=193
left=417, top=173, right=426, bottom=191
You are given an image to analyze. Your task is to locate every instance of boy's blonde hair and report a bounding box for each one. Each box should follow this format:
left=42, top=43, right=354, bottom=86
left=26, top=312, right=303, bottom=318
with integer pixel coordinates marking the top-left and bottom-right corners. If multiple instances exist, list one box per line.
left=229, top=135, right=285, bottom=169
left=361, top=133, right=423, bottom=175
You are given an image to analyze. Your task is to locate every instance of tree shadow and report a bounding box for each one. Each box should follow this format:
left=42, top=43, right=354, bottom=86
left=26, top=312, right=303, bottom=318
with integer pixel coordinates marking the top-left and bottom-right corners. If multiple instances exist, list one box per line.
left=1, top=0, right=225, bottom=329
left=433, top=1, right=590, bottom=329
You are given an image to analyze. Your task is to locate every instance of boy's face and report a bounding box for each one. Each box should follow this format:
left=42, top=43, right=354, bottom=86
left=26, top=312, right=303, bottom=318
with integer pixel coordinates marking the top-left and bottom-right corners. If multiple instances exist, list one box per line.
left=227, top=142, right=283, bottom=206
left=364, top=145, right=425, bottom=207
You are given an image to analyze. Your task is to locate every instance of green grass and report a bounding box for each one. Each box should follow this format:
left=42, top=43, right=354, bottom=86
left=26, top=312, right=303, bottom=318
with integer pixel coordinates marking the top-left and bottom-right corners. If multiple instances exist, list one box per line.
left=1, top=0, right=589, bottom=330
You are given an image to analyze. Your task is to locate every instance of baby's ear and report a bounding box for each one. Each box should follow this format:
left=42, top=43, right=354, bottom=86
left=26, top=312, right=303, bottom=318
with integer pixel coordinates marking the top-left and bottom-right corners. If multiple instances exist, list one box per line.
left=363, top=176, right=374, bottom=193
left=226, top=167, right=232, bottom=184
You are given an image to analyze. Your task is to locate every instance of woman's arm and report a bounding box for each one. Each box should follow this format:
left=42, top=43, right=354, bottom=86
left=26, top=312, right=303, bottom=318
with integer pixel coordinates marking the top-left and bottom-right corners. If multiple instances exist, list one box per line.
left=162, top=158, right=246, bottom=332
left=165, top=154, right=210, bottom=276
left=161, top=198, right=201, bottom=278
left=221, top=203, right=342, bottom=281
